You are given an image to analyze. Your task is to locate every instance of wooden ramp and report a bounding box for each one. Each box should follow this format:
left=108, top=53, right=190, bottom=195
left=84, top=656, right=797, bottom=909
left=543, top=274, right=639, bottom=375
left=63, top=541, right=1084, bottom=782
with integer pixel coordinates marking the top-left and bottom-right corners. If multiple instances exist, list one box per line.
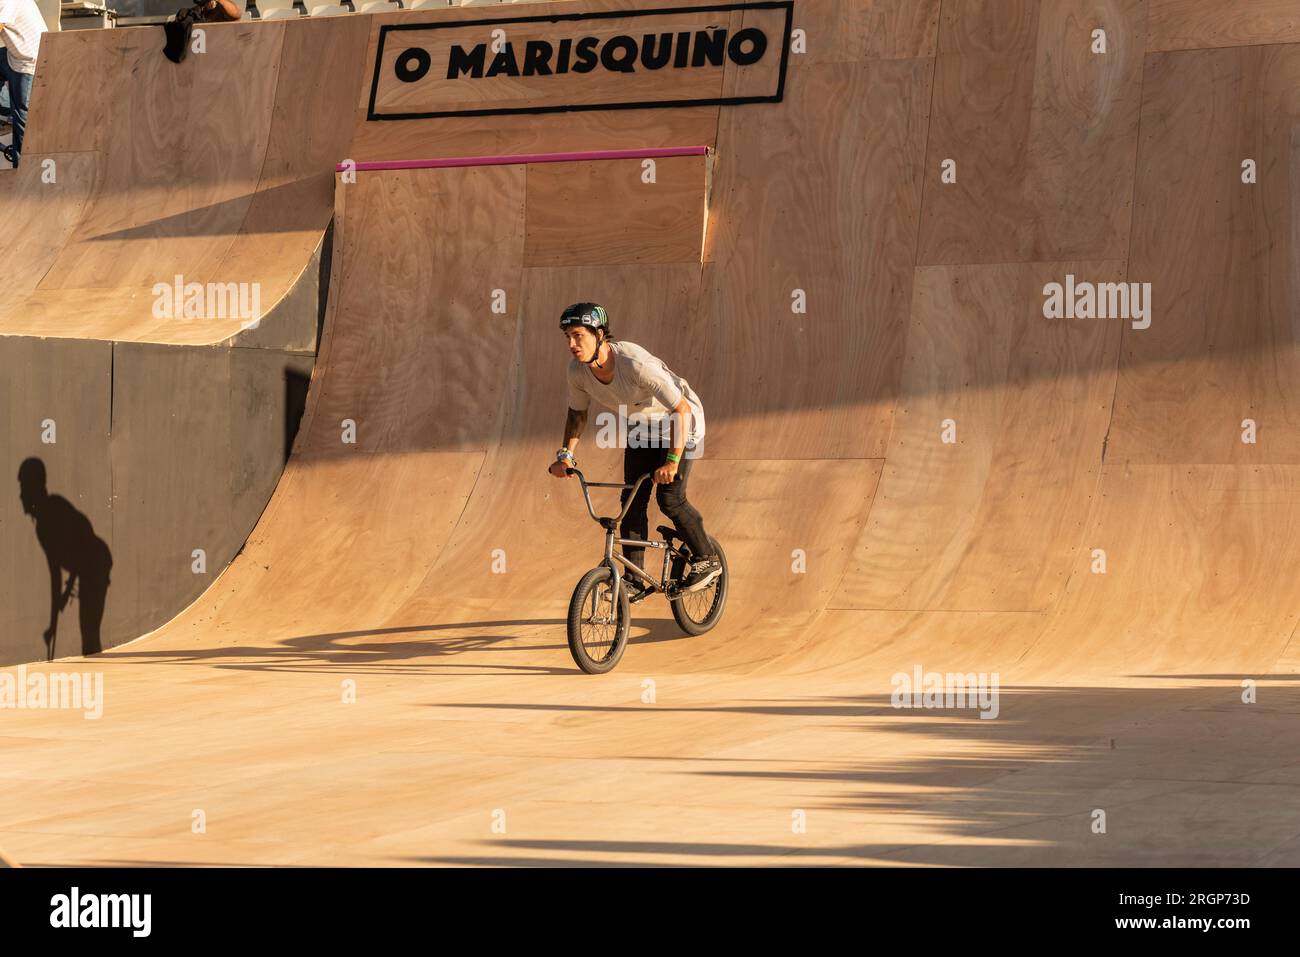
left=0, top=20, right=364, bottom=660
left=0, top=18, right=364, bottom=345
left=2, top=0, right=1300, bottom=866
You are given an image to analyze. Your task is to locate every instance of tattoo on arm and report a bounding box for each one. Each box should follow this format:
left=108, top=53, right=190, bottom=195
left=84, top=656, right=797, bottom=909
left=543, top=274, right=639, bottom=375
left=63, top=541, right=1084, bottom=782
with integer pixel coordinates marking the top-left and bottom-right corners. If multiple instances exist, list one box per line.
left=564, top=408, right=588, bottom=449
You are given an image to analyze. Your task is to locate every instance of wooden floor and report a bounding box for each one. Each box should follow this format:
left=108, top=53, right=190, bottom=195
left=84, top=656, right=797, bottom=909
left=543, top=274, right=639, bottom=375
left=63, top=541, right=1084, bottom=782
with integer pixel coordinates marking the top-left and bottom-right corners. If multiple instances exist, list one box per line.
left=3, top=0, right=1300, bottom=866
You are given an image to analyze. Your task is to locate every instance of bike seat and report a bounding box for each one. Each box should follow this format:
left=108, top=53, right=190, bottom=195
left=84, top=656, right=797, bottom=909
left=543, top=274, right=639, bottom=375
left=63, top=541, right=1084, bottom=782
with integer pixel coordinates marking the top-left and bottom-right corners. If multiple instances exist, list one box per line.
left=656, top=524, right=678, bottom=541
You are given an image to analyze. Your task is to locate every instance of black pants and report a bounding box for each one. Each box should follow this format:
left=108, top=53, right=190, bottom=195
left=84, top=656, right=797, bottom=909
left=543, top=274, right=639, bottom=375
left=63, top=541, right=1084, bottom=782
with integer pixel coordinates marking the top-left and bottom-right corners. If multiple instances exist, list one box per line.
left=620, top=444, right=712, bottom=572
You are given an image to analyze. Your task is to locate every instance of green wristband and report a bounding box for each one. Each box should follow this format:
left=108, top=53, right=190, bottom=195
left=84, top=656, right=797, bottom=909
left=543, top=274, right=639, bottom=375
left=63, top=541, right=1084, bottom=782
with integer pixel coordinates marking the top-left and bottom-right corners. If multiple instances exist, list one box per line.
left=666, top=452, right=681, bottom=464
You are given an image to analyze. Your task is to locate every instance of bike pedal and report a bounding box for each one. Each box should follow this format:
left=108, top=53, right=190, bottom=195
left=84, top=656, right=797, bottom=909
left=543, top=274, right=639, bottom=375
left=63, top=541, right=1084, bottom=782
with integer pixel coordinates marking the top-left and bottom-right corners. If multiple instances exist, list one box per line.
left=626, top=586, right=653, bottom=604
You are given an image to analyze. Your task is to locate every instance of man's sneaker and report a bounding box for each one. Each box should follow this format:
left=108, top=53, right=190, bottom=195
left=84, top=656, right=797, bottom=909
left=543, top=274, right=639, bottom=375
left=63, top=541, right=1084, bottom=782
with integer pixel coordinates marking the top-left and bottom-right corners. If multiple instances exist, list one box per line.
left=679, top=556, right=722, bottom=592
left=622, top=579, right=652, bottom=604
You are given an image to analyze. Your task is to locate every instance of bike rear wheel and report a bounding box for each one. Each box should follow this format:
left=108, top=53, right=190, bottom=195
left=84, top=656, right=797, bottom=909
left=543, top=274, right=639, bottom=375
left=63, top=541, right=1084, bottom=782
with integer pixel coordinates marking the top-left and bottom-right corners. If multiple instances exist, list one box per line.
left=670, top=536, right=729, bottom=636
left=567, top=566, right=632, bottom=674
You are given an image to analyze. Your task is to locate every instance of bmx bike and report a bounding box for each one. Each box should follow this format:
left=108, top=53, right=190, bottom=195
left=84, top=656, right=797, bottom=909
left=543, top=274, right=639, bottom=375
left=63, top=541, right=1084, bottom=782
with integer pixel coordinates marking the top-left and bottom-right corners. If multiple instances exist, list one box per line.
left=560, top=467, right=728, bottom=674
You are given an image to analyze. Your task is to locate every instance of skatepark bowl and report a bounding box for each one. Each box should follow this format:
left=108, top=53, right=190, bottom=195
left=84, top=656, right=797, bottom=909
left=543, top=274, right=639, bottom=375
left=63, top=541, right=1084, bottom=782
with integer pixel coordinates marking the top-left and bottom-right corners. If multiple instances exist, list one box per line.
left=2, top=0, right=1300, bottom=867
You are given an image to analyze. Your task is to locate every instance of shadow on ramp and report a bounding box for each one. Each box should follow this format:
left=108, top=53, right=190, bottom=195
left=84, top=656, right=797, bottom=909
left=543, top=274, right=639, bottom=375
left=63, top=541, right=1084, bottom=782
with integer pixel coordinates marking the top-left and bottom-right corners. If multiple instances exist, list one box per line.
left=17, top=458, right=112, bottom=660
left=105, top=618, right=579, bottom=676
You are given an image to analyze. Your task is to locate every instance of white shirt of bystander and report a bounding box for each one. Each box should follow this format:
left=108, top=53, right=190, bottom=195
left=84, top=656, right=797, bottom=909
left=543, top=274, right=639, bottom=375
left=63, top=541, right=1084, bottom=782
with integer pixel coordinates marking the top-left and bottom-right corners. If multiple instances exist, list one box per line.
left=0, top=0, right=47, bottom=75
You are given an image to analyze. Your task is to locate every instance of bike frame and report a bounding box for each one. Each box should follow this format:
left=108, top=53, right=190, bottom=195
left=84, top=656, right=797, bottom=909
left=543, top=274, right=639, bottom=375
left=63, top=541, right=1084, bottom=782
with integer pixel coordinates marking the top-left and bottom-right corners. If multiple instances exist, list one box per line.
left=564, top=467, right=690, bottom=606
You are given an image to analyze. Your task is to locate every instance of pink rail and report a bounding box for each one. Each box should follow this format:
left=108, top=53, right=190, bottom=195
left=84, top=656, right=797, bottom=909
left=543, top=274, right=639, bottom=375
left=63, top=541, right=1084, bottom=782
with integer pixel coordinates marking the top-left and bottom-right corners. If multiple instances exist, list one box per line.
left=336, top=145, right=710, bottom=173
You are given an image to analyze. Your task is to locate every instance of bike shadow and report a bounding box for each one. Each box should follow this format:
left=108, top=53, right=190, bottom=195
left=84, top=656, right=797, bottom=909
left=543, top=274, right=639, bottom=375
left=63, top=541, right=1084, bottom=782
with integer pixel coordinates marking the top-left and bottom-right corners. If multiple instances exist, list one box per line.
left=103, top=614, right=700, bottom=675
left=627, top=617, right=696, bottom=646
left=103, top=618, right=578, bottom=676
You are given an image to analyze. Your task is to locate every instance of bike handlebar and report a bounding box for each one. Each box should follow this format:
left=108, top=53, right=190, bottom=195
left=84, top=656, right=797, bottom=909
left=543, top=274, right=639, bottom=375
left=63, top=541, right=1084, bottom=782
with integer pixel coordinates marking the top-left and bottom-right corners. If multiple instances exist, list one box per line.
left=554, top=465, right=655, bottom=525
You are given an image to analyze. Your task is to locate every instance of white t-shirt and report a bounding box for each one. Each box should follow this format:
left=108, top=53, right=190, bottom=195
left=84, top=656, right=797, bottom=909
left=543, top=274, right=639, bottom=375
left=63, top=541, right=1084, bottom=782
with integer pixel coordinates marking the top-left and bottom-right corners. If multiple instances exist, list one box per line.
left=566, top=340, right=705, bottom=449
left=0, top=0, right=47, bottom=75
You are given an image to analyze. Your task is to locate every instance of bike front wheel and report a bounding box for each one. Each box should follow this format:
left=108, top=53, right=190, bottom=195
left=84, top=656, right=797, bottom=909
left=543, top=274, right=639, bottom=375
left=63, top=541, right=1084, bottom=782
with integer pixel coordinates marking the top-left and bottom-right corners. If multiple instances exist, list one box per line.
left=670, top=536, right=729, bottom=636
left=567, top=566, right=632, bottom=674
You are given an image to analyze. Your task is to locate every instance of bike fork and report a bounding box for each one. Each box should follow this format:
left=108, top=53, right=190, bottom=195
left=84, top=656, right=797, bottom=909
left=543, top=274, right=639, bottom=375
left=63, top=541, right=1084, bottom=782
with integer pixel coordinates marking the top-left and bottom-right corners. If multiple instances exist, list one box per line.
left=604, top=527, right=623, bottom=605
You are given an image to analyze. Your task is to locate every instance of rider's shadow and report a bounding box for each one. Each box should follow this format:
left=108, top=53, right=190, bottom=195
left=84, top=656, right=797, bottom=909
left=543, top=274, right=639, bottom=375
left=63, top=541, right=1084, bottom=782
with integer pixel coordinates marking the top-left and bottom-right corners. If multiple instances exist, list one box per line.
left=17, top=458, right=113, bottom=659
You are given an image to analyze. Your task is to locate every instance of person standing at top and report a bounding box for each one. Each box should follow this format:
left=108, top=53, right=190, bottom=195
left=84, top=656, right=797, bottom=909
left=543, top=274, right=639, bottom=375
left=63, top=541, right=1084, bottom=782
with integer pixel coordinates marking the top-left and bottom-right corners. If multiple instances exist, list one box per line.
left=0, top=0, right=46, bottom=168
left=1, top=37, right=12, bottom=138
left=195, top=0, right=243, bottom=21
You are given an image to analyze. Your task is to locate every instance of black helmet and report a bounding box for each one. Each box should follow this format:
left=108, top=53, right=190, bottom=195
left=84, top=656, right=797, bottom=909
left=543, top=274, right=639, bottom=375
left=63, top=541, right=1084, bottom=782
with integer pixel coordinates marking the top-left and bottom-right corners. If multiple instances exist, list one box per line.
left=559, top=302, right=610, bottom=335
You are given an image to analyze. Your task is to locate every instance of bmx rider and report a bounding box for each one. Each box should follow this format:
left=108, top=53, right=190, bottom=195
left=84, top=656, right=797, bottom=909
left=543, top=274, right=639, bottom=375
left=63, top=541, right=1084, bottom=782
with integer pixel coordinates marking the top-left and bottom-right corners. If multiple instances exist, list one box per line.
left=548, top=302, right=721, bottom=596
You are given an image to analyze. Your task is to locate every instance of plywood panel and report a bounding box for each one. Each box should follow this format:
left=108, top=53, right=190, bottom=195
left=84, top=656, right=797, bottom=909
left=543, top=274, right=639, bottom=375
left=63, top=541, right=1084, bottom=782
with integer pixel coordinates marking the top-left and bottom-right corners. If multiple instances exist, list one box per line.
left=0, top=339, right=112, bottom=665
left=214, top=17, right=373, bottom=333
left=835, top=262, right=1123, bottom=612
left=524, top=155, right=706, bottom=266
left=785, top=0, right=941, bottom=64
left=107, top=346, right=230, bottom=641
left=0, top=19, right=357, bottom=346
left=1024, top=464, right=1300, bottom=678
left=36, top=22, right=283, bottom=294
left=697, top=57, right=930, bottom=459
left=0, top=154, right=99, bottom=313
left=918, top=0, right=1144, bottom=264
left=103, top=344, right=315, bottom=642
left=938, top=0, right=1043, bottom=53
left=1148, top=0, right=1300, bottom=51
left=147, top=452, right=484, bottom=645
left=21, top=26, right=124, bottom=154
left=299, top=166, right=526, bottom=455
left=1110, top=44, right=1300, bottom=463
left=350, top=103, right=722, bottom=164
